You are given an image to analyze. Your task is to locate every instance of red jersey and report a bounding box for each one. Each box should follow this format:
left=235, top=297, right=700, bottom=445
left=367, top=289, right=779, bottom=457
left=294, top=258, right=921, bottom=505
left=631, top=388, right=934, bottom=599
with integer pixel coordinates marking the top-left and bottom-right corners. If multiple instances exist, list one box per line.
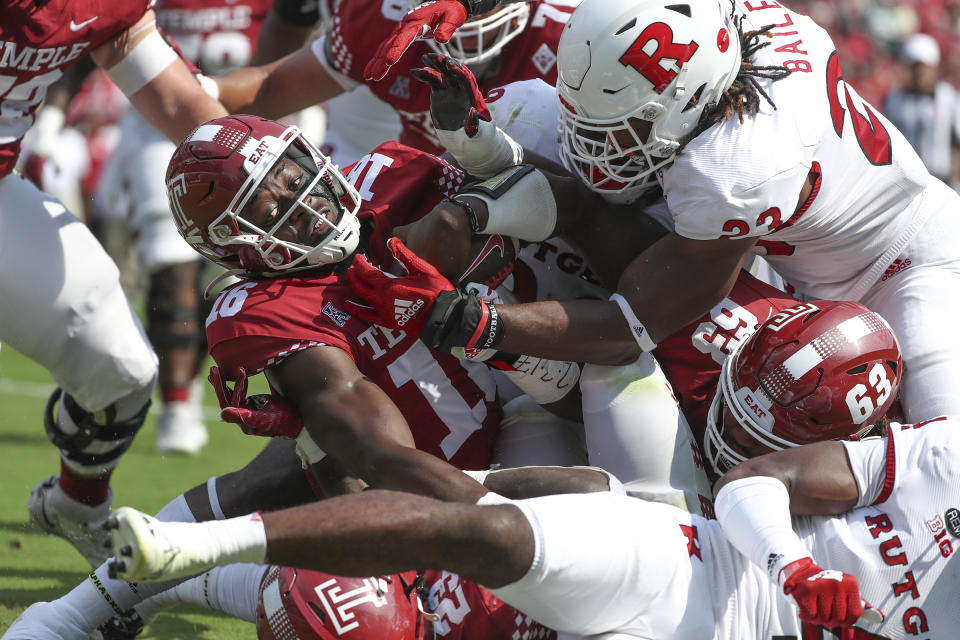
left=423, top=570, right=555, bottom=640
left=654, top=270, right=799, bottom=446
left=205, top=142, right=499, bottom=469
left=155, top=0, right=272, bottom=74
left=325, top=0, right=577, bottom=154
left=0, top=0, right=153, bottom=177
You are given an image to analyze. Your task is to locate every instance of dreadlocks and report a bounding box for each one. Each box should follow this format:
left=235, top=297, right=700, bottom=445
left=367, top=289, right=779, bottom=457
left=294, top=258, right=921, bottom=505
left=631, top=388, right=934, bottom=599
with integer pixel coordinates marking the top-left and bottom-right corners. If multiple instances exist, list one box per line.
left=688, top=15, right=793, bottom=143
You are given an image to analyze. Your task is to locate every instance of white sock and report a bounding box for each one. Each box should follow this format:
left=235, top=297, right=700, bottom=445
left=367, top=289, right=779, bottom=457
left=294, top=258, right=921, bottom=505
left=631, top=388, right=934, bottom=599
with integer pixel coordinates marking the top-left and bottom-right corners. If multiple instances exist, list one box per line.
left=138, top=564, right=268, bottom=623
left=176, top=513, right=269, bottom=568
left=47, top=492, right=201, bottom=633
left=154, top=494, right=197, bottom=523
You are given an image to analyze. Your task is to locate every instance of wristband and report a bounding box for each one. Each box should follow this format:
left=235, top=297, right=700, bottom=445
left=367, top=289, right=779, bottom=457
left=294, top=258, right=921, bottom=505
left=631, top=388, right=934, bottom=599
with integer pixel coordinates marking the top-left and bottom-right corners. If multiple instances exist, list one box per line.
left=422, top=289, right=505, bottom=352
left=610, top=293, right=657, bottom=352
left=447, top=197, right=482, bottom=233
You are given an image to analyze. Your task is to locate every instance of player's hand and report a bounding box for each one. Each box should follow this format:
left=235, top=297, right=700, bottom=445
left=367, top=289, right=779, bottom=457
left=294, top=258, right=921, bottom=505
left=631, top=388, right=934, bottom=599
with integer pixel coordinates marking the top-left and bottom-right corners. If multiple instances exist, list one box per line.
left=346, top=237, right=504, bottom=352
left=411, top=53, right=491, bottom=135
left=208, top=366, right=304, bottom=439
left=780, top=558, right=882, bottom=628
left=364, top=0, right=468, bottom=81
left=345, top=237, right=455, bottom=334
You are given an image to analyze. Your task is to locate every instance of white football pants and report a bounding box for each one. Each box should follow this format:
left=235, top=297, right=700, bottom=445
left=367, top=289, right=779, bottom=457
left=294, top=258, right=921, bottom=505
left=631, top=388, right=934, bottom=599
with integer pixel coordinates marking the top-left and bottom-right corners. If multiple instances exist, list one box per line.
left=0, top=172, right=157, bottom=411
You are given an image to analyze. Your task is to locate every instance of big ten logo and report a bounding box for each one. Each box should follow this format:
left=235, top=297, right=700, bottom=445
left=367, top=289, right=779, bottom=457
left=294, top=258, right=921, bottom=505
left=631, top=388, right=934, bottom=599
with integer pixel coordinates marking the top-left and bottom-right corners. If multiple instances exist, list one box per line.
left=765, top=302, right=819, bottom=332
left=344, top=152, right=395, bottom=201
left=692, top=299, right=758, bottom=365
left=926, top=514, right=954, bottom=559
left=313, top=576, right=390, bottom=634
left=426, top=571, right=472, bottom=636
left=357, top=324, right=408, bottom=360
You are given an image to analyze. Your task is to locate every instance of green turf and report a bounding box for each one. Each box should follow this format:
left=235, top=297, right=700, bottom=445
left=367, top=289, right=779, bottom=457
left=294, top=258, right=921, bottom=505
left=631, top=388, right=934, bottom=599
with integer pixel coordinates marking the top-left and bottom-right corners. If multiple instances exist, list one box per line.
left=0, top=344, right=267, bottom=638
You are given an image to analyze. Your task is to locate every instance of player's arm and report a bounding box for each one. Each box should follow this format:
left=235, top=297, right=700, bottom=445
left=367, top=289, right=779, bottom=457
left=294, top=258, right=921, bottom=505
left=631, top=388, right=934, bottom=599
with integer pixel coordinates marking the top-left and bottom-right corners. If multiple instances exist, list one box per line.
left=213, top=43, right=344, bottom=117
left=252, top=0, right=318, bottom=65
left=91, top=10, right=227, bottom=143
left=712, top=441, right=879, bottom=628
left=266, top=344, right=488, bottom=503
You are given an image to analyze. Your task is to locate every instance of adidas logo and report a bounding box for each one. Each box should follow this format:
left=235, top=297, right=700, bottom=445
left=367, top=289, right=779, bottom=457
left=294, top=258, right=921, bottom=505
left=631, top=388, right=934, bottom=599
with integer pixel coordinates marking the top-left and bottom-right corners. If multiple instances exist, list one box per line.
left=881, top=258, right=912, bottom=281
left=394, top=298, right=425, bottom=326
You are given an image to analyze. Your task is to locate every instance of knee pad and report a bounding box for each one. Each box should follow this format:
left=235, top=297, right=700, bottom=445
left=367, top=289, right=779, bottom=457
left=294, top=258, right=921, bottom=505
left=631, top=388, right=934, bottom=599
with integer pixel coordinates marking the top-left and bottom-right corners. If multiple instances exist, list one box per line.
left=44, top=387, right=151, bottom=471
left=146, top=303, right=203, bottom=350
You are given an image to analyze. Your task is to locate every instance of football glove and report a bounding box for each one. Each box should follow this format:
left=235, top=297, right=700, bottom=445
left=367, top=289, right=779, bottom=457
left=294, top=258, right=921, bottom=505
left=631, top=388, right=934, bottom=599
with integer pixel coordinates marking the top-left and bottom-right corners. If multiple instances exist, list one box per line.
left=208, top=366, right=303, bottom=439
left=346, top=237, right=504, bottom=352
left=411, top=52, right=491, bottom=136
left=364, top=0, right=468, bottom=81
left=780, top=557, right=883, bottom=628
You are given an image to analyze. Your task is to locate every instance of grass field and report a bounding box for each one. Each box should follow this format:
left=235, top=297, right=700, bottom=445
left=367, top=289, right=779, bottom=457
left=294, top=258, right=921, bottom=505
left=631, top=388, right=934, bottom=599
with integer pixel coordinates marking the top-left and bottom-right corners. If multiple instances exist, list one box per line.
left=0, top=344, right=267, bottom=638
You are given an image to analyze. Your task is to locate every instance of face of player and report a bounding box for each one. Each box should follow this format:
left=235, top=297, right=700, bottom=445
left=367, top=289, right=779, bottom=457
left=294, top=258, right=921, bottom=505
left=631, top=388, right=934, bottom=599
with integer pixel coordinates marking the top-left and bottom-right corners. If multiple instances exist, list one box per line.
left=240, top=154, right=341, bottom=248
left=720, top=402, right=774, bottom=461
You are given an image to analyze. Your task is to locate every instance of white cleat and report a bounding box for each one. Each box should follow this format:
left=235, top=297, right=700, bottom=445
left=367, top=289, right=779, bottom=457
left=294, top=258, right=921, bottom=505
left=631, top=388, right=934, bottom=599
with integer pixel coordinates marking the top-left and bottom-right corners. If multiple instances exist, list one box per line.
left=27, top=476, right=113, bottom=567
left=105, top=507, right=213, bottom=583
left=154, top=399, right=208, bottom=455
left=1, top=601, right=90, bottom=640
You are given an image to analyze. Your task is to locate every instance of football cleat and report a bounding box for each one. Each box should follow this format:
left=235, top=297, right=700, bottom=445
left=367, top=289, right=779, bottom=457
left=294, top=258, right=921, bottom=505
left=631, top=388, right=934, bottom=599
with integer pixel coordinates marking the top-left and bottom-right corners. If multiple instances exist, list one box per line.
left=27, top=476, right=113, bottom=567
left=105, top=507, right=214, bottom=583
left=86, top=611, right=146, bottom=640
left=154, top=398, right=208, bottom=455
left=1, top=601, right=92, bottom=640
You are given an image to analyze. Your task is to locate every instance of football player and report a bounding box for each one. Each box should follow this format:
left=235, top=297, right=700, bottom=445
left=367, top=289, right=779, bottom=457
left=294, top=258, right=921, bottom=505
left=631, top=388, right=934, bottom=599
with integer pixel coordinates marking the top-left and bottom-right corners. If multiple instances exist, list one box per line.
left=360, top=0, right=960, bottom=427
left=1, top=0, right=227, bottom=567
left=209, top=0, right=579, bottom=158
left=95, top=0, right=280, bottom=456
left=98, top=308, right=947, bottom=639
left=105, top=407, right=960, bottom=638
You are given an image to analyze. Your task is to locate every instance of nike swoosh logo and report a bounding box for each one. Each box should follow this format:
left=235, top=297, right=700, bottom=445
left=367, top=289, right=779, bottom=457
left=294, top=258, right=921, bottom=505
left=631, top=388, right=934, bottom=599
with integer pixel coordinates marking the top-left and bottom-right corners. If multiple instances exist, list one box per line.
left=69, top=16, right=99, bottom=31
left=460, top=235, right=505, bottom=279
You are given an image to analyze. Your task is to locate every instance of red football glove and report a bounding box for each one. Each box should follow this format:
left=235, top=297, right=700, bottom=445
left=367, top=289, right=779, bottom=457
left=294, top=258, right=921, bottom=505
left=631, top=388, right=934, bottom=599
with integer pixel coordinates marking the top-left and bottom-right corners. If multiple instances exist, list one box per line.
left=346, top=238, right=505, bottom=352
left=208, top=366, right=304, bottom=439
left=345, top=237, right=454, bottom=334
left=411, top=52, right=491, bottom=136
left=364, top=0, right=468, bottom=81
left=780, top=558, right=882, bottom=628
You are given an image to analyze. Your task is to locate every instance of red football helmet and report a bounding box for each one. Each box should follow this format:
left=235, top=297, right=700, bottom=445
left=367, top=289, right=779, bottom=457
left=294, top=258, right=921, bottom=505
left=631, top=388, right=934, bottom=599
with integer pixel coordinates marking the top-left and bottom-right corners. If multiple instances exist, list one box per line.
left=256, top=567, right=427, bottom=640
left=165, top=114, right=362, bottom=273
left=704, top=301, right=902, bottom=474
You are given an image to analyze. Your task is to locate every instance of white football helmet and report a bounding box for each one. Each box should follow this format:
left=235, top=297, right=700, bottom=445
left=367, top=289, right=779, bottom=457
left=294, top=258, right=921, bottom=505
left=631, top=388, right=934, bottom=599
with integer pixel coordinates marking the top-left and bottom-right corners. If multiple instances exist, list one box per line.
left=556, top=0, right=742, bottom=201
left=415, top=0, right=530, bottom=65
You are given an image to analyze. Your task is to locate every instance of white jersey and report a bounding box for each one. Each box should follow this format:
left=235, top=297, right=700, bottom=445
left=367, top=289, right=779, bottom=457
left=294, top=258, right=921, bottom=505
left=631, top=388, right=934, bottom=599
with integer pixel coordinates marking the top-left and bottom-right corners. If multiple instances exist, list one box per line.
left=663, top=0, right=932, bottom=300
left=794, top=417, right=960, bottom=639
left=492, top=418, right=960, bottom=640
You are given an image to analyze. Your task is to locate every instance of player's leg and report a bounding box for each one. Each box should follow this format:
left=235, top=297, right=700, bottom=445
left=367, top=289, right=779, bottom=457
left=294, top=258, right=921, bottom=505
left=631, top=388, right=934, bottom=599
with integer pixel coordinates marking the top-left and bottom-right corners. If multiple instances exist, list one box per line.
left=2, top=438, right=315, bottom=639
left=491, top=394, right=588, bottom=467
left=579, top=353, right=715, bottom=516
left=104, top=491, right=715, bottom=638
left=0, top=173, right=157, bottom=566
left=860, top=184, right=960, bottom=422
left=124, top=128, right=210, bottom=454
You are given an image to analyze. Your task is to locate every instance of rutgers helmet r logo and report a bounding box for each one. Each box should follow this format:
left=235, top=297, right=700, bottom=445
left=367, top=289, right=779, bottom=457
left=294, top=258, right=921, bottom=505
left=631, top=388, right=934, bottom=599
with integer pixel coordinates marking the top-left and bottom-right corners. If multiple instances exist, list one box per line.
left=619, top=23, right=700, bottom=93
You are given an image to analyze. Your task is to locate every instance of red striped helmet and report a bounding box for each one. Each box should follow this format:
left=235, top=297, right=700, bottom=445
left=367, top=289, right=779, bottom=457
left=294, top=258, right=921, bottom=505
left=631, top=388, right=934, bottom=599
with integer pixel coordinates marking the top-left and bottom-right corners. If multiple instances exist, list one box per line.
left=704, top=301, right=902, bottom=474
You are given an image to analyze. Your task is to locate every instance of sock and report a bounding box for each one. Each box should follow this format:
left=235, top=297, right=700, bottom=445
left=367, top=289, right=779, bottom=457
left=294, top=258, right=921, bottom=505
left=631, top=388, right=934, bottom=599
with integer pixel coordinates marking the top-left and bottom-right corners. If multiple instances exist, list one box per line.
left=58, top=462, right=112, bottom=506
left=42, top=492, right=202, bottom=633
left=155, top=494, right=197, bottom=523
left=138, top=564, right=268, bottom=623
left=162, top=387, right=190, bottom=404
